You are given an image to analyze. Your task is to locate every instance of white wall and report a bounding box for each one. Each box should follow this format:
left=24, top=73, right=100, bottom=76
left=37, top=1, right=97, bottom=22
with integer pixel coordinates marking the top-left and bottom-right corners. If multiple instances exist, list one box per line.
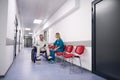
left=34, top=0, right=76, bottom=36
left=0, top=0, right=23, bottom=76
left=47, top=0, right=92, bottom=71
left=48, top=0, right=92, bottom=42
left=0, top=0, right=8, bottom=76
left=5, top=0, right=17, bottom=76
left=33, top=0, right=93, bottom=71
left=7, top=0, right=23, bottom=56
left=47, top=0, right=93, bottom=71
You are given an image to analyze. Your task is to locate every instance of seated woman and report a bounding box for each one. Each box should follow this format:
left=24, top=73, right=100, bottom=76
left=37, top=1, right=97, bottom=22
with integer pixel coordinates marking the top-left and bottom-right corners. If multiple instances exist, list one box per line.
left=48, top=33, right=64, bottom=63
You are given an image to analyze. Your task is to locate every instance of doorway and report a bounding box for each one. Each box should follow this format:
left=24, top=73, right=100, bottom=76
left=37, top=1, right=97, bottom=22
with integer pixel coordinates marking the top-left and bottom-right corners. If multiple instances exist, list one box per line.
left=44, top=31, right=48, bottom=41
left=92, top=0, right=120, bottom=79
left=24, top=36, right=32, bottom=47
left=18, top=30, right=21, bottom=52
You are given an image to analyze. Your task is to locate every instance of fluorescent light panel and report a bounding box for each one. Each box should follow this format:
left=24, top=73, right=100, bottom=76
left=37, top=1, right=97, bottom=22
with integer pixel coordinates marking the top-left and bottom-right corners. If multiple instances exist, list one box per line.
left=29, top=32, right=33, bottom=35
left=33, top=19, right=42, bottom=24
left=24, top=35, right=29, bottom=36
left=25, top=28, right=31, bottom=31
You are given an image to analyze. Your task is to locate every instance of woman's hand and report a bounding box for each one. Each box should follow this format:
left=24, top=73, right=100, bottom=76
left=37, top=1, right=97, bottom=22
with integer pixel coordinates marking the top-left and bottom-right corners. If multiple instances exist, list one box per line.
left=54, top=46, right=60, bottom=51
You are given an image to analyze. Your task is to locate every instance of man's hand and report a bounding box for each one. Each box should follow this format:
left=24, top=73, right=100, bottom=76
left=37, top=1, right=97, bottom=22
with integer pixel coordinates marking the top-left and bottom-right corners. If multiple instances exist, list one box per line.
left=50, top=44, right=54, bottom=46
left=54, top=48, right=57, bottom=51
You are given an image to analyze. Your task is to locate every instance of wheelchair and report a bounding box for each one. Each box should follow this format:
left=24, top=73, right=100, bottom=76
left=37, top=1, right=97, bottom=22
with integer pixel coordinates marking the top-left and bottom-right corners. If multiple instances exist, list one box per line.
left=31, top=46, right=48, bottom=63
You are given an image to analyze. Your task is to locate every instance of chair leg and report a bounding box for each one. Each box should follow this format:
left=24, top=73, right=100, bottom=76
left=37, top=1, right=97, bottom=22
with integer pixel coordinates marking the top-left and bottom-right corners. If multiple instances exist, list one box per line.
left=79, top=57, right=83, bottom=73
left=71, top=57, right=74, bottom=70
left=59, top=56, right=63, bottom=63
left=55, top=56, right=59, bottom=62
left=62, top=57, right=66, bottom=68
left=61, top=55, right=64, bottom=65
left=69, top=57, right=74, bottom=74
left=69, top=58, right=72, bottom=73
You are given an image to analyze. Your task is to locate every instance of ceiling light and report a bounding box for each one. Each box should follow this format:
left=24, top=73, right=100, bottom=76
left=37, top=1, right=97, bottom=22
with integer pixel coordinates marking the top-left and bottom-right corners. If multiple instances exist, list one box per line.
left=44, top=19, right=47, bottom=22
left=24, top=35, right=29, bottom=36
left=25, top=28, right=31, bottom=31
left=33, top=19, right=42, bottom=24
left=29, top=32, right=33, bottom=35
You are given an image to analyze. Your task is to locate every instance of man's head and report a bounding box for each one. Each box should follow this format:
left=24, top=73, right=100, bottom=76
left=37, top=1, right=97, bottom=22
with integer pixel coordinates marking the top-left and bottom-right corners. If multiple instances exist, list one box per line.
left=39, top=34, right=44, bottom=41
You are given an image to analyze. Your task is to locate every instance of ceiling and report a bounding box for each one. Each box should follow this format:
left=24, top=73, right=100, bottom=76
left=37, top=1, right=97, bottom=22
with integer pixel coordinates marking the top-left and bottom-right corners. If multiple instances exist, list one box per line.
left=16, top=0, right=67, bottom=35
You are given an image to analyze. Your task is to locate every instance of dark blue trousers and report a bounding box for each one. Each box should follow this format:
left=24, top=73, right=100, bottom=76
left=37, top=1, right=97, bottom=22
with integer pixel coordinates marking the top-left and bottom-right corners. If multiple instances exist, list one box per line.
left=50, top=49, right=63, bottom=61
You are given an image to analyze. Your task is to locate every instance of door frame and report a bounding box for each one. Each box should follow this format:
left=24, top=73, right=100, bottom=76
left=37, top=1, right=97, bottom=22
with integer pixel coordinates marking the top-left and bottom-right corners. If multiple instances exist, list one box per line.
left=14, top=16, right=18, bottom=58
left=18, top=30, right=21, bottom=52
left=92, top=0, right=117, bottom=79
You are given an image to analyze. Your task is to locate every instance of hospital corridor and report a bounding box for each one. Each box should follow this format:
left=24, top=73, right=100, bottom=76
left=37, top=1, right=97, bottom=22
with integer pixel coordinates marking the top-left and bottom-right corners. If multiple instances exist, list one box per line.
left=0, top=0, right=120, bottom=80
left=0, top=48, right=105, bottom=80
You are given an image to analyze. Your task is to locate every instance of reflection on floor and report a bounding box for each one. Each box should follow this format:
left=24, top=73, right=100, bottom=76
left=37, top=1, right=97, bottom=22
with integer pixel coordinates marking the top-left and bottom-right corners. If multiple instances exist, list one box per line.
left=0, top=48, right=106, bottom=80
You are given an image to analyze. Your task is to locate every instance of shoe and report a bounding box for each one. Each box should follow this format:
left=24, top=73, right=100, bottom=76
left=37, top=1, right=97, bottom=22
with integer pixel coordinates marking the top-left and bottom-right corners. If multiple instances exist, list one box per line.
left=48, top=60, right=51, bottom=63
left=48, top=56, right=52, bottom=59
left=36, top=59, right=41, bottom=61
left=50, top=60, right=55, bottom=64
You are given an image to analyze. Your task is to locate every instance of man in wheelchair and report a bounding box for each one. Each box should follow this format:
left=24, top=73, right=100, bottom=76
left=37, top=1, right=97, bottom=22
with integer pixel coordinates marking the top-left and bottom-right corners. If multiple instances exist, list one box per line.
left=36, top=34, right=50, bottom=61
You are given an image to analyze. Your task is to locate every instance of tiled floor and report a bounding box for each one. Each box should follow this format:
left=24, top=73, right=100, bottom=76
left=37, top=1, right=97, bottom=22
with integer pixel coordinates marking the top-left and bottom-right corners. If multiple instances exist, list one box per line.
left=0, top=48, right=106, bottom=80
